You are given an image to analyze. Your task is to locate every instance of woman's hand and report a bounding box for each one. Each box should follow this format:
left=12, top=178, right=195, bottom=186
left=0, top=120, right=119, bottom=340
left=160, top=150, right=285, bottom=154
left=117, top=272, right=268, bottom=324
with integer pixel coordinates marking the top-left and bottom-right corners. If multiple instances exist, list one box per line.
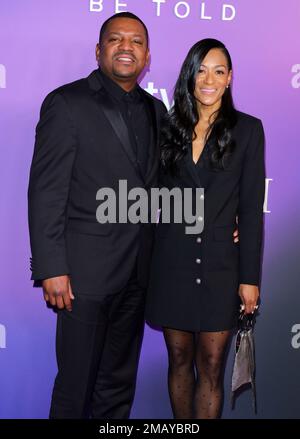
left=238, top=284, right=259, bottom=314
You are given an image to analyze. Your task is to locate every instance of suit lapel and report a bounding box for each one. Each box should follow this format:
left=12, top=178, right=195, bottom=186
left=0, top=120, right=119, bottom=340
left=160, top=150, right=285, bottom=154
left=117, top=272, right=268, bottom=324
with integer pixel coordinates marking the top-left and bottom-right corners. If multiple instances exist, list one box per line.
left=87, top=70, right=142, bottom=179
left=182, top=147, right=229, bottom=225
left=183, top=147, right=202, bottom=188
left=141, top=90, right=159, bottom=185
left=99, top=90, right=142, bottom=177
left=86, top=70, right=163, bottom=186
left=204, top=170, right=235, bottom=225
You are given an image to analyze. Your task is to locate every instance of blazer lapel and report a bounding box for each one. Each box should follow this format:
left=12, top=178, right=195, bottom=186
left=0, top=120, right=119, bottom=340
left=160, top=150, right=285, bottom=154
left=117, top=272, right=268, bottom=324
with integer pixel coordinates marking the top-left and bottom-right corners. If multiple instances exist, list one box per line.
left=98, top=90, right=141, bottom=176
left=142, top=91, right=159, bottom=185
left=87, top=70, right=142, bottom=179
left=183, top=147, right=203, bottom=188
left=204, top=170, right=235, bottom=225
left=182, top=146, right=228, bottom=225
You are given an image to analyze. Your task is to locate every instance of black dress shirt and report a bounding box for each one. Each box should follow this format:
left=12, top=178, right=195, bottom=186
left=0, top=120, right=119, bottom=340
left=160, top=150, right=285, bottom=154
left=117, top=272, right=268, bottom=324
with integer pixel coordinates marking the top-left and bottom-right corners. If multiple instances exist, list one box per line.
left=97, top=69, right=150, bottom=176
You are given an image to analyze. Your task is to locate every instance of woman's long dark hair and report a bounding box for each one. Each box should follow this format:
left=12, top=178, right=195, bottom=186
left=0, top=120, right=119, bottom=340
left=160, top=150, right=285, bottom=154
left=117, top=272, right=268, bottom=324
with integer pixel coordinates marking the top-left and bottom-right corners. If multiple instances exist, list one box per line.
left=161, top=38, right=238, bottom=173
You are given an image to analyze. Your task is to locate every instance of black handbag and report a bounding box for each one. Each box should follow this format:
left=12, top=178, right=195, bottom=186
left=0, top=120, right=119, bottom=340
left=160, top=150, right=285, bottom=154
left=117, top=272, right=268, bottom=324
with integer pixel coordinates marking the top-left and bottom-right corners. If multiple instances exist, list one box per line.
left=231, top=310, right=257, bottom=413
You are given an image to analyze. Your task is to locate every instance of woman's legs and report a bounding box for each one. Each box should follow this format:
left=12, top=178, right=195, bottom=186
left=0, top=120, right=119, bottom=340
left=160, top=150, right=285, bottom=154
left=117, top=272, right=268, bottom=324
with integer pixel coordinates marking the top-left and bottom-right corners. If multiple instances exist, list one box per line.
left=194, top=330, right=232, bottom=419
left=163, top=328, right=195, bottom=419
left=163, top=328, right=232, bottom=419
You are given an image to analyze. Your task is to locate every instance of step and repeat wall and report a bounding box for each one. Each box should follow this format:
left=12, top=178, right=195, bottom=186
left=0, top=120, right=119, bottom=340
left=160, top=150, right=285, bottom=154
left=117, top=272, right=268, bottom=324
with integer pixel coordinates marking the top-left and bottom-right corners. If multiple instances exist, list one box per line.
left=0, top=0, right=299, bottom=418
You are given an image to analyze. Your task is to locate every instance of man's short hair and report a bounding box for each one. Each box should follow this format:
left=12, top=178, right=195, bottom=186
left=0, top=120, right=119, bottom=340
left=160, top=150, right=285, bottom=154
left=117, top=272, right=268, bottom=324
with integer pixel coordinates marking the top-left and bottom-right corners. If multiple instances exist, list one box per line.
left=99, top=12, right=149, bottom=47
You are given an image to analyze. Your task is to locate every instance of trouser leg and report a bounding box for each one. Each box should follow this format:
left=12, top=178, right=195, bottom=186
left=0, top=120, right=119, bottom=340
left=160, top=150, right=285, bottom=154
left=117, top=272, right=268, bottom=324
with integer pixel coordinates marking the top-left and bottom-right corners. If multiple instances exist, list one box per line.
left=49, top=296, right=110, bottom=419
left=91, top=277, right=145, bottom=419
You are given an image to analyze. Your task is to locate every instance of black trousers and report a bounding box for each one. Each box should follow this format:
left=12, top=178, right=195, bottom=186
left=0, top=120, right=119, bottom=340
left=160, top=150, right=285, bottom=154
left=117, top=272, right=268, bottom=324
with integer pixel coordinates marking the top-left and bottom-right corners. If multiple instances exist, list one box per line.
left=49, top=269, right=145, bottom=419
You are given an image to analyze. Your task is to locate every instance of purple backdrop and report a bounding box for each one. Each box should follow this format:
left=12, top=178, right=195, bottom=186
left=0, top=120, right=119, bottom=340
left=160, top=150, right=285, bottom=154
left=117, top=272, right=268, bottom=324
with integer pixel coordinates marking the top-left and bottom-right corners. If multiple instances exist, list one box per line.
left=0, top=0, right=300, bottom=418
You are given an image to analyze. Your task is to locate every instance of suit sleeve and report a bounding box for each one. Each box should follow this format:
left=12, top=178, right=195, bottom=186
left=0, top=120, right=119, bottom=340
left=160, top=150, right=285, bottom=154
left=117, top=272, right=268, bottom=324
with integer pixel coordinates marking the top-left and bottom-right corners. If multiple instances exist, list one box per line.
left=238, top=119, right=265, bottom=285
left=28, top=92, right=77, bottom=281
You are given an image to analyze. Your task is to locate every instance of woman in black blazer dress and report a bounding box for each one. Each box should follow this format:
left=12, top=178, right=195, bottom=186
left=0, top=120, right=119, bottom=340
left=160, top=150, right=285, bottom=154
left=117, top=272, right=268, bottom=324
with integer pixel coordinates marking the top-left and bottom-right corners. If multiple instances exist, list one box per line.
left=146, top=39, right=265, bottom=419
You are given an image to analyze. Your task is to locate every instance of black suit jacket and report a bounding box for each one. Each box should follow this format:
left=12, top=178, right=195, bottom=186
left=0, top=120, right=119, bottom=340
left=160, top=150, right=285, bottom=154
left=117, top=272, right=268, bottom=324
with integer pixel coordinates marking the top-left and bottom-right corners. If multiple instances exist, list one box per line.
left=146, top=112, right=265, bottom=330
left=28, top=69, right=167, bottom=295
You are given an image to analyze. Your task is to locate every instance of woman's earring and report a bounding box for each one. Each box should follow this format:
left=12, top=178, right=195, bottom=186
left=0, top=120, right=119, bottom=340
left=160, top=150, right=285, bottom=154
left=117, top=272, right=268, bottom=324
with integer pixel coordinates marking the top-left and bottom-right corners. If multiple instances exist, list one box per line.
left=226, top=84, right=230, bottom=89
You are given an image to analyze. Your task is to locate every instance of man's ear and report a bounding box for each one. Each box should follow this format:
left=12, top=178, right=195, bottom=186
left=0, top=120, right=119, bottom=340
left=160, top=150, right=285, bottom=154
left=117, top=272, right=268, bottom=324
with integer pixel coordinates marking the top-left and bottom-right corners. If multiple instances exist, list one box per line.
left=95, top=43, right=100, bottom=64
left=146, top=48, right=150, bottom=66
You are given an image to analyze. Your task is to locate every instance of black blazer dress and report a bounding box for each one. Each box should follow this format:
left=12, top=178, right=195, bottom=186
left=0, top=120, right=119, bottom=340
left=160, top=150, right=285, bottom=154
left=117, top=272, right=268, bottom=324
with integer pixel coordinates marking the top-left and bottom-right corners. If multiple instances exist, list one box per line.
left=145, top=111, right=265, bottom=332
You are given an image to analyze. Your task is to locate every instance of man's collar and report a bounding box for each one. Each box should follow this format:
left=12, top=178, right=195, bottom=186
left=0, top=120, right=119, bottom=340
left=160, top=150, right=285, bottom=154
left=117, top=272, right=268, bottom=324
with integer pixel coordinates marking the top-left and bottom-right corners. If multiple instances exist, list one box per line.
left=97, top=68, right=140, bottom=102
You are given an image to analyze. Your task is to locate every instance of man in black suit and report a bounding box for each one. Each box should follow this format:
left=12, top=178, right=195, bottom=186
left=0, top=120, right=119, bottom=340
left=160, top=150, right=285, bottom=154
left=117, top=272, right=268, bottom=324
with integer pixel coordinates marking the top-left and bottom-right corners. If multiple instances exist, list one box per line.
left=28, top=12, right=166, bottom=419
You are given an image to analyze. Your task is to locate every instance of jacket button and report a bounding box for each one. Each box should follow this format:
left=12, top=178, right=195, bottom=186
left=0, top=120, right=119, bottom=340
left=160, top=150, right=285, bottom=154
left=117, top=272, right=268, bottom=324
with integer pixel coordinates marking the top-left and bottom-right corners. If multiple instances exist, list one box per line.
left=196, top=278, right=201, bottom=285
left=196, top=237, right=201, bottom=243
left=196, top=258, right=201, bottom=264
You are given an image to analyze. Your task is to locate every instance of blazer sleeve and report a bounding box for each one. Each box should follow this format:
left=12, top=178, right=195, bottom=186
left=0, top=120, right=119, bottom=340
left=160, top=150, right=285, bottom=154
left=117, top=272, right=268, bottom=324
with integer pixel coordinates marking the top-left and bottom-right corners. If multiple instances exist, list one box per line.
left=28, top=92, right=77, bottom=281
left=238, top=119, right=265, bottom=285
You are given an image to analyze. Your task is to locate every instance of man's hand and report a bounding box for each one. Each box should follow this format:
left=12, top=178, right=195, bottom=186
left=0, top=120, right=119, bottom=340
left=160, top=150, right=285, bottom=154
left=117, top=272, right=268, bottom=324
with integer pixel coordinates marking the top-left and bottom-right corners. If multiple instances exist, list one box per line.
left=233, top=229, right=239, bottom=243
left=42, top=275, right=75, bottom=311
left=238, top=284, right=259, bottom=315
